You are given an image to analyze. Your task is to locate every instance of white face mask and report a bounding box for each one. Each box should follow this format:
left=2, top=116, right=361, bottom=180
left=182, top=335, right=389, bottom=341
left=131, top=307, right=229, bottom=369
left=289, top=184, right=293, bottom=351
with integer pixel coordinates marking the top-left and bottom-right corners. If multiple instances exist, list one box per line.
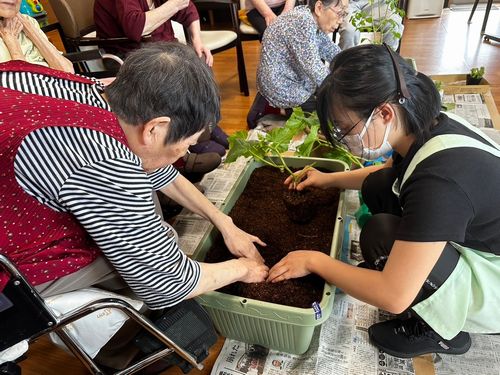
left=342, top=108, right=393, bottom=160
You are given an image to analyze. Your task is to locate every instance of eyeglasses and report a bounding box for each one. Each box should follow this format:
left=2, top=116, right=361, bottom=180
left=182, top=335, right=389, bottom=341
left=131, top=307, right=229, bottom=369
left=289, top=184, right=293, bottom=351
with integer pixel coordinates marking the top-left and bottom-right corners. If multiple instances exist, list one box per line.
left=331, top=118, right=361, bottom=143
left=326, top=4, right=348, bottom=19
left=330, top=108, right=379, bottom=144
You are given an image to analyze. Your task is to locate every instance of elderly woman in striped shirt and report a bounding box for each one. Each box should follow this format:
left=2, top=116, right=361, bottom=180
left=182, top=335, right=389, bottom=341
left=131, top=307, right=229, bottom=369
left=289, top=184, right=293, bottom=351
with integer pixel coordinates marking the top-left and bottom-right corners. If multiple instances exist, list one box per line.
left=0, top=42, right=268, bottom=310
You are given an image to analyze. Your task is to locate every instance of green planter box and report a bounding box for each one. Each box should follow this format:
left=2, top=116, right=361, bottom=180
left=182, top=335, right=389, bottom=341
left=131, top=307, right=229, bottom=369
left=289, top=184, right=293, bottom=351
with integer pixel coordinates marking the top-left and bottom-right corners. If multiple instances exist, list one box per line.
left=191, top=156, right=348, bottom=354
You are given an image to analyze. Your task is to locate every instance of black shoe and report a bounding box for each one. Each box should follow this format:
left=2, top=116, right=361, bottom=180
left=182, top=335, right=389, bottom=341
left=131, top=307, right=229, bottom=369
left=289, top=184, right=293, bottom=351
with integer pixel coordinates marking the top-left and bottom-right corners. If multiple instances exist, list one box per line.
left=368, top=317, right=471, bottom=358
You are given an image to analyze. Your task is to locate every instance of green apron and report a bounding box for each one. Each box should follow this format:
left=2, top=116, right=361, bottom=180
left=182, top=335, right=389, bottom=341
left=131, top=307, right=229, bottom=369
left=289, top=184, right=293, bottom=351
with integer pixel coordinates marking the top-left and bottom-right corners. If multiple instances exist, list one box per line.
left=392, top=112, right=500, bottom=340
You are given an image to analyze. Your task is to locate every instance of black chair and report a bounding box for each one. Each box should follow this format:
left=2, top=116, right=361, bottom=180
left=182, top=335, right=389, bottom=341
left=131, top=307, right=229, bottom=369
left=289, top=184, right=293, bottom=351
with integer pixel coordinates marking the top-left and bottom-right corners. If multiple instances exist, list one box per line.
left=237, top=0, right=261, bottom=42
left=0, top=254, right=203, bottom=375
left=192, top=0, right=250, bottom=96
left=468, top=0, right=499, bottom=43
left=47, top=0, right=142, bottom=78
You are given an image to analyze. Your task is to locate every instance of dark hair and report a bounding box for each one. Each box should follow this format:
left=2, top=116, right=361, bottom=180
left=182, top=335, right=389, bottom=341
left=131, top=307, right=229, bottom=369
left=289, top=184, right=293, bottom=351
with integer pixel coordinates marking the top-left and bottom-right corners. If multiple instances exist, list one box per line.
left=308, top=0, right=340, bottom=12
left=106, top=42, right=220, bottom=145
left=317, top=44, right=441, bottom=147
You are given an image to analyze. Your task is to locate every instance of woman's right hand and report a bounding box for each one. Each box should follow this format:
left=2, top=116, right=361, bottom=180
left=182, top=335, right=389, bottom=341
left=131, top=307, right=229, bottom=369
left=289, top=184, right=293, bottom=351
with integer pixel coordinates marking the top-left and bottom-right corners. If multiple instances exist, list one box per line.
left=238, top=258, right=269, bottom=283
left=284, top=167, right=332, bottom=191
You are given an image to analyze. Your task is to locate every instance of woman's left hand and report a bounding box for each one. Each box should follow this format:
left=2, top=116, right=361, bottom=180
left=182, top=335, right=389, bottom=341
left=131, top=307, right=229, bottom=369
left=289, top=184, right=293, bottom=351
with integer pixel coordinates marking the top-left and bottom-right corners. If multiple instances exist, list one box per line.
left=223, top=222, right=266, bottom=263
left=267, top=250, right=314, bottom=282
left=192, top=41, right=214, bottom=67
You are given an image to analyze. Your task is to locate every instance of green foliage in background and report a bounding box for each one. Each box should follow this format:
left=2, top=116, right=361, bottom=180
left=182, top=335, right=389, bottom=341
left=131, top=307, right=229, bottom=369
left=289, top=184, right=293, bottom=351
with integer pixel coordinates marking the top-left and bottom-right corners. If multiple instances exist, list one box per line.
left=350, top=0, right=405, bottom=47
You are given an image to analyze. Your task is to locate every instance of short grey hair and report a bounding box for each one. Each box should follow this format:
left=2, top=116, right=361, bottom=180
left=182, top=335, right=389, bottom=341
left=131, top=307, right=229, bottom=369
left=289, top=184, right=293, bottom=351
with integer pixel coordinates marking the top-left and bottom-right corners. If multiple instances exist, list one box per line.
left=106, top=42, right=220, bottom=144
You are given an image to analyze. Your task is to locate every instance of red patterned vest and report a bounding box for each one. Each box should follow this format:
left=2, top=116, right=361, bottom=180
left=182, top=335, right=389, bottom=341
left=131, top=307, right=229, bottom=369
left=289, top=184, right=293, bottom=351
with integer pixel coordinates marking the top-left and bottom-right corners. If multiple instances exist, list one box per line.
left=0, top=77, right=128, bottom=291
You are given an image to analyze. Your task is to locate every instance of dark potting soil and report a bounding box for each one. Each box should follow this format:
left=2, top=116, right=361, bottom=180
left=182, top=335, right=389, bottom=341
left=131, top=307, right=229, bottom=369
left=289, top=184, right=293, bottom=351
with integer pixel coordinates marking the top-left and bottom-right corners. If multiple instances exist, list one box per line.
left=204, top=166, right=340, bottom=309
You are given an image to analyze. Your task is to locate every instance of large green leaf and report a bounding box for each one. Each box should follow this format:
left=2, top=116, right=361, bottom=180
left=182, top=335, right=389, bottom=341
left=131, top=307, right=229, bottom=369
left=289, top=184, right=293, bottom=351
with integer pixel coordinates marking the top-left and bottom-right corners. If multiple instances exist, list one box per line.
left=226, top=130, right=251, bottom=163
left=296, top=125, right=319, bottom=157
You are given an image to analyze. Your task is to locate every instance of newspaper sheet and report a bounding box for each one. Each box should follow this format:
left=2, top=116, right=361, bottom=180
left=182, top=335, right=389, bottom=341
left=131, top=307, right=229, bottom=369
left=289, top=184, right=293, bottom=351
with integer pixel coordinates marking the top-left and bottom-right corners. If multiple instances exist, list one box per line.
left=442, top=93, right=493, bottom=128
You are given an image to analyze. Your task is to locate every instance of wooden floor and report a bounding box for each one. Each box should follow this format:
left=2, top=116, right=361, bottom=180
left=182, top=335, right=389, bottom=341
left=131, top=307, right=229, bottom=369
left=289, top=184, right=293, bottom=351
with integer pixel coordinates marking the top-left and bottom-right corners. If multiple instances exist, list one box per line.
left=19, top=7, right=500, bottom=375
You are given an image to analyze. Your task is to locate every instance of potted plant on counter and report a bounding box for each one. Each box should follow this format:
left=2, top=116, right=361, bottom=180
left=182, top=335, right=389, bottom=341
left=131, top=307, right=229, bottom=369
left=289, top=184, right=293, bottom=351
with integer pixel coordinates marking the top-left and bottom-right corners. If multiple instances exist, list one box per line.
left=466, top=66, right=485, bottom=85
left=350, top=0, right=405, bottom=47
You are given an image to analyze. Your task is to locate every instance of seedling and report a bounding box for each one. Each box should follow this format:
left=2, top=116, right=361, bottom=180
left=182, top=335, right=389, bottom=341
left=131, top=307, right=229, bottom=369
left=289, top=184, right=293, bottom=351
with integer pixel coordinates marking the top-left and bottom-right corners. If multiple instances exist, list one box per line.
left=226, top=108, right=362, bottom=185
left=470, top=66, right=485, bottom=80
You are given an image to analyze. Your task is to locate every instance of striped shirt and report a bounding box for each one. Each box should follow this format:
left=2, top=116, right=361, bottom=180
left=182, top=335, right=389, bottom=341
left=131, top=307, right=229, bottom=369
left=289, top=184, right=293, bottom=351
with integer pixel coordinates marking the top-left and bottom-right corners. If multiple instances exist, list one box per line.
left=2, top=67, right=201, bottom=309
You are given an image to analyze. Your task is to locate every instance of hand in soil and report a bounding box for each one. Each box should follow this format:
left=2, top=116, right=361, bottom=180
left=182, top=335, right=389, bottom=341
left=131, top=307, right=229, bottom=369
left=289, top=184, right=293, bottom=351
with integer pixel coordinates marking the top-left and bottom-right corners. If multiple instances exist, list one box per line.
left=267, top=250, right=314, bottom=283
left=237, top=258, right=269, bottom=283
left=222, top=221, right=267, bottom=263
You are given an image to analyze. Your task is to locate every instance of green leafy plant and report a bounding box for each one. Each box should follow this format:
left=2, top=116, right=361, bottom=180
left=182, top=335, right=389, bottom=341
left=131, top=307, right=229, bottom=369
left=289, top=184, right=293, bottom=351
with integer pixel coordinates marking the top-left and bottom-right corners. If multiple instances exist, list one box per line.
left=350, top=0, right=405, bottom=47
left=470, top=66, right=485, bottom=80
left=288, top=109, right=363, bottom=168
left=226, top=108, right=362, bottom=184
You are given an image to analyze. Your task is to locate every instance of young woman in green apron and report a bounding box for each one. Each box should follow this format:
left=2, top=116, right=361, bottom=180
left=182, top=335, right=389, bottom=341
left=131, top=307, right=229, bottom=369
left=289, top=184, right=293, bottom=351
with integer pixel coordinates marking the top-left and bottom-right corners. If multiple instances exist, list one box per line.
left=267, top=43, right=500, bottom=358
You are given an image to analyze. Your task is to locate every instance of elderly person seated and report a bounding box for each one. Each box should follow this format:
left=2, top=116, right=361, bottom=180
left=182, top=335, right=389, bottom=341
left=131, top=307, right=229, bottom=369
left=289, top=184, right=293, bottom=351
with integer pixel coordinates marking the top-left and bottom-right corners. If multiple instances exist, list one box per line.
left=94, top=0, right=213, bottom=66
left=0, top=44, right=268, bottom=369
left=249, top=0, right=346, bottom=128
left=0, top=0, right=73, bottom=72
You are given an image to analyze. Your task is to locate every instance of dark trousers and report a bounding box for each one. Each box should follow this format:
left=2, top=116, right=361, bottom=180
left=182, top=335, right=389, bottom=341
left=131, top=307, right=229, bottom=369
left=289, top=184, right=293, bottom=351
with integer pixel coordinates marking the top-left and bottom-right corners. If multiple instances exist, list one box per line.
left=359, top=168, right=460, bottom=307
left=247, top=5, right=286, bottom=37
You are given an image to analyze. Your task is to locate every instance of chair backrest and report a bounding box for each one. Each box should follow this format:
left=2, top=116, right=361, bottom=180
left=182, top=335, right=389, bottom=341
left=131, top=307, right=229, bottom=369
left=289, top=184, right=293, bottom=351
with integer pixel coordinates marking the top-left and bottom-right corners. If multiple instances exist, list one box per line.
left=48, top=0, right=96, bottom=39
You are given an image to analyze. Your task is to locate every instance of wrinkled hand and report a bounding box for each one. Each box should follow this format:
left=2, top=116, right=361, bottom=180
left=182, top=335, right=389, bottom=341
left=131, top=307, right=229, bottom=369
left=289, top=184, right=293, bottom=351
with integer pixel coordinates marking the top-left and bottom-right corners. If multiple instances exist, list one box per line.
left=193, top=42, right=213, bottom=67
left=238, top=258, right=269, bottom=283
left=0, top=16, right=23, bottom=40
left=264, top=13, right=277, bottom=27
left=223, top=223, right=266, bottom=263
left=267, top=250, right=313, bottom=283
left=284, top=167, right=328, bottom=191
left=15, top=13, right=43, bottom=40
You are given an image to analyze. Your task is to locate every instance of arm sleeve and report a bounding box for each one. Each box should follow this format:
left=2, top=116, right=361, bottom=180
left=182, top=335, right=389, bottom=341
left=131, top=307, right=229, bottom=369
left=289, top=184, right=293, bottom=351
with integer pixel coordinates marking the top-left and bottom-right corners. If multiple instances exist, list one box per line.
left=115, top=0, right=147, bottom=41
left=21, top=15, right=50, bottom=66
left=58, top=158, right=200, bottom=309
left=146, top=165, right=180, bottom=190
left=286, top=18, right=330, bottom=87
